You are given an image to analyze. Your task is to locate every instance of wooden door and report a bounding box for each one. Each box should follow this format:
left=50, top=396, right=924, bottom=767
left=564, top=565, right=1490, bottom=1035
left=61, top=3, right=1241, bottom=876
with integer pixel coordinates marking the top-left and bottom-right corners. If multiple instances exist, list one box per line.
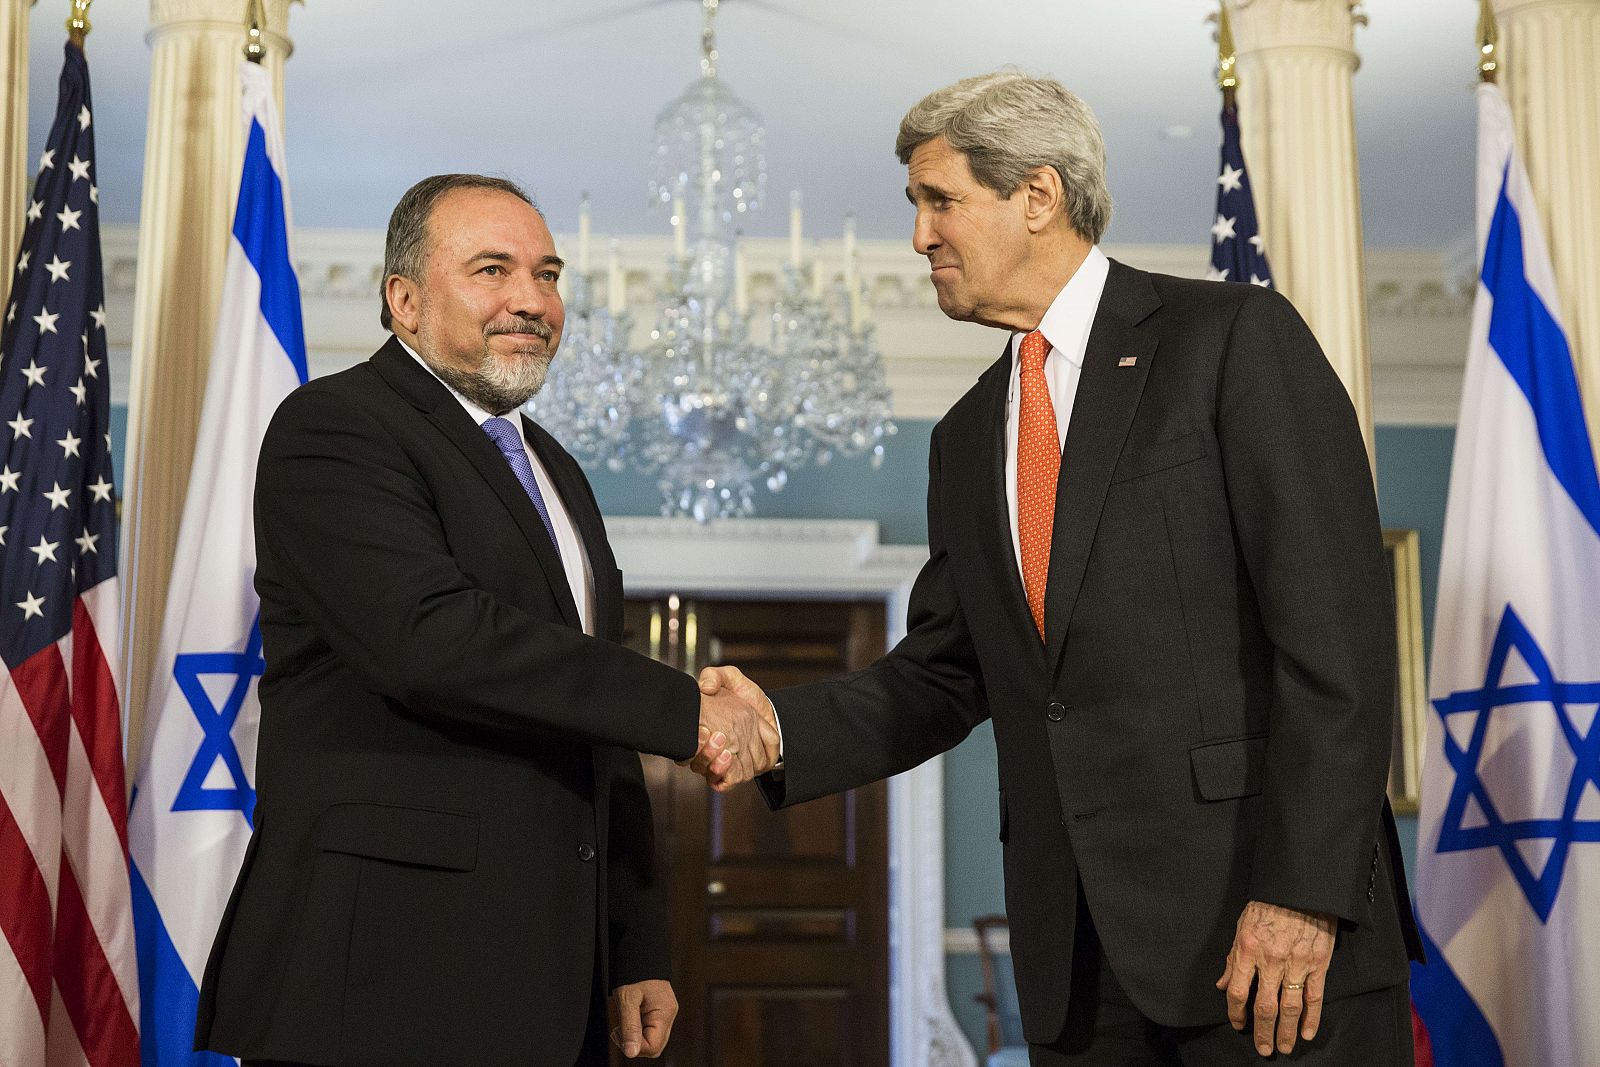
left=622, top=597, right=889, bottom=1067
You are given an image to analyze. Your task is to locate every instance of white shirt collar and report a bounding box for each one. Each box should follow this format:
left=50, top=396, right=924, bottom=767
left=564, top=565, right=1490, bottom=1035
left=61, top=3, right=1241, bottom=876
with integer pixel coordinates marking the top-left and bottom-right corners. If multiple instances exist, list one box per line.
left=397, top=336, right=504, bottom=430
left=1012, top=245, right=1110, bottom=369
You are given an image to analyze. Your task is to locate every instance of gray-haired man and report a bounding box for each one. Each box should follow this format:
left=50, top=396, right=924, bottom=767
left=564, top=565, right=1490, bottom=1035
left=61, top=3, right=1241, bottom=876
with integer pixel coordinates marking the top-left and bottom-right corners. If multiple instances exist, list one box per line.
left=696, top=70, right=1423, bottom=1064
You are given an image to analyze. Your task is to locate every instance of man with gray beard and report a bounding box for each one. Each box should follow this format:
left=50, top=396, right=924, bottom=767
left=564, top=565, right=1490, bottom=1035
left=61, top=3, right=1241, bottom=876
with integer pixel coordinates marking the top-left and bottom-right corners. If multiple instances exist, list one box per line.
left=195, top=174, right=777, bottom=1067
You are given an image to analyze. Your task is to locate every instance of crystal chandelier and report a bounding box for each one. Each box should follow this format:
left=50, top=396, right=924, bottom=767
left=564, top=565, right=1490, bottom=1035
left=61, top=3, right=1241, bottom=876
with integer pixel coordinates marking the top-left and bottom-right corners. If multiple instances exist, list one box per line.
left=528, top=0, right=896, bottom=522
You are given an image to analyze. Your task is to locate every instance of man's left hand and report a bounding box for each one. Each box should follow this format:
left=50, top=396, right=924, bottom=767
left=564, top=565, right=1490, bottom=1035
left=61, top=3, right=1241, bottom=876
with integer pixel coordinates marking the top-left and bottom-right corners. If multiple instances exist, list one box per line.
left=611, top=979, right=678, bottom=1058
left=1216, top=899, right=1336, bottom=1057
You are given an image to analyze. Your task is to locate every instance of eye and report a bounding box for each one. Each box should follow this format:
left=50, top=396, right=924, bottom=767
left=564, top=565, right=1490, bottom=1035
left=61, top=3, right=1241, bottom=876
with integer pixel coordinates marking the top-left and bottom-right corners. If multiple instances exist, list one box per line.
left=538, top=270, right=561, bottom=282
left=480, top=264, right=503, bottom=276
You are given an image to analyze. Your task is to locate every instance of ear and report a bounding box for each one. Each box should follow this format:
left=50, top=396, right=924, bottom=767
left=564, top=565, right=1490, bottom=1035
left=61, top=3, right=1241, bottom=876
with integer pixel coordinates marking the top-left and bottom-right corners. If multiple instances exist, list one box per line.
left=385, top=274, right=421, bottom=334
left=1021, top=165, right=1066, bottom=235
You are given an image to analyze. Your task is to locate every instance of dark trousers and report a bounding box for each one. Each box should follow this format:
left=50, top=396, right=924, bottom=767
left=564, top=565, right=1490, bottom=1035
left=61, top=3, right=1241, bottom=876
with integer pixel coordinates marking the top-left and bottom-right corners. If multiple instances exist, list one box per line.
left=1030, top=884, right=1414, bottom=1066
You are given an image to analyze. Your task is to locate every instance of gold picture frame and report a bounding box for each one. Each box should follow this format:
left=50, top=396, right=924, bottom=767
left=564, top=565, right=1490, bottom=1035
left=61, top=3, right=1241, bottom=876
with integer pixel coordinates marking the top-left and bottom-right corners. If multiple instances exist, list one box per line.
left=1385, top=528, right=1428, bottom=814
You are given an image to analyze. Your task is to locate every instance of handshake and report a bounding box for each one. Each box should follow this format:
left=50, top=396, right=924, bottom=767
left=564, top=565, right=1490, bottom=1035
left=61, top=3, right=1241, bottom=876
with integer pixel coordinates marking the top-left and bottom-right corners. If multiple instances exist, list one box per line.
left=686, top=666, right=779, bottom=791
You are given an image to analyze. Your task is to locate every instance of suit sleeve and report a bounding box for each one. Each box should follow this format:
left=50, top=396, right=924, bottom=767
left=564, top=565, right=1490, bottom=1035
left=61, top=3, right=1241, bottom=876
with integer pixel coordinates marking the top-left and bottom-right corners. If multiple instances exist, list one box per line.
left=1215, top=288, right=1395, bottom=926
left=254, top=383, right=700, bottom=759
left=605, top=751, right=672, bottom=989
left=759, top=424, right=990, bottom=808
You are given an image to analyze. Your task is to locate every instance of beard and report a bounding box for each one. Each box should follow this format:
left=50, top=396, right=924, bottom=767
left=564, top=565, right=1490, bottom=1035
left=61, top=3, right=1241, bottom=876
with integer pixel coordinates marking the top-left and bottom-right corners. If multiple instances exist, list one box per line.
left=419, top=314, right=557, bottom=415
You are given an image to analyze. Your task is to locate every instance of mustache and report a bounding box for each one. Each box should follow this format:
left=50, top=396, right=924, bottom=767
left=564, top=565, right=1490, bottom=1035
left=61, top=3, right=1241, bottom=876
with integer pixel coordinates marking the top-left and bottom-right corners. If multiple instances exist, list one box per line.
left=484, top=317, right=553, bottom=341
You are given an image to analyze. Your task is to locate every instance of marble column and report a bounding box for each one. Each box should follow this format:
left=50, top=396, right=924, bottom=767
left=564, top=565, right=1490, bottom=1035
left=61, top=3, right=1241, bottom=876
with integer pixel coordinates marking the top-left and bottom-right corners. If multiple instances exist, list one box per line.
left=120, top=0, right=296, bottom=762
left=0, top=0, right=36, bottom=313
left=1492, top=0, right=1600, bottom=458
left=1225, top=0, right=1375, bottom=464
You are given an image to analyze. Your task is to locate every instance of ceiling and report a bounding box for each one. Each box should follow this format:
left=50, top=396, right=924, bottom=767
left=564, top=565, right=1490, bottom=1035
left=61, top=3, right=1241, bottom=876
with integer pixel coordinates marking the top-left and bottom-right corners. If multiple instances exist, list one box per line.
left=27, top=0, right=1480, bottom=250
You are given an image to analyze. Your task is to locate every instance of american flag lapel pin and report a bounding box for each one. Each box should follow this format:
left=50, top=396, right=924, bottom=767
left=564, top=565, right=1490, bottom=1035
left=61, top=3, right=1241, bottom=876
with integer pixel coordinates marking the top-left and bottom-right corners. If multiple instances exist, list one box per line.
left=1118, top=356, right=1138, bottom=368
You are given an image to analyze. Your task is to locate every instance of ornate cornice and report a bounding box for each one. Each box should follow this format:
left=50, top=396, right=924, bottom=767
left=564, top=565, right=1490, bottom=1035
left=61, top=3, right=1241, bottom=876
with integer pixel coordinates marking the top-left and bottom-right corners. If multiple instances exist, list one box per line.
left=98, top=224, right=1473, bottom=425
left=1225, top=0, right=1366, bottom=55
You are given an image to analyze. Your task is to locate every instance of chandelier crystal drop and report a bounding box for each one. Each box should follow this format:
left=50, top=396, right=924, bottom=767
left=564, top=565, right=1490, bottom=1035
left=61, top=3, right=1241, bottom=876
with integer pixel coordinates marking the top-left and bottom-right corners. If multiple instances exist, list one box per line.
left=527, top=0, right=895, bottom=522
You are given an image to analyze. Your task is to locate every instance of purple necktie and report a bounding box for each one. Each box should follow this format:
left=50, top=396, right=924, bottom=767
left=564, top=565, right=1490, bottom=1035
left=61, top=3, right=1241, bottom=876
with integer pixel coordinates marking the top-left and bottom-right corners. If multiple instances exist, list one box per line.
left=482, top=416, right=562, bottom=560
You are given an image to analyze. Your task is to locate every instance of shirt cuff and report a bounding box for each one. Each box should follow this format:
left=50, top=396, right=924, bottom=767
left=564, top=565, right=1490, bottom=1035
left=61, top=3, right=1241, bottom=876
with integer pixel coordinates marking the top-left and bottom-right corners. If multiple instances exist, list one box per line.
left=768, top=695, right=784, bottom=773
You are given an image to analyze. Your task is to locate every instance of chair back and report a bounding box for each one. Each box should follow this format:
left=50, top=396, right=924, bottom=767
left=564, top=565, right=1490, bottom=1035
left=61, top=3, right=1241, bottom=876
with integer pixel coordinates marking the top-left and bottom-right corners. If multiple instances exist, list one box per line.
left=971, top=915, right=1024, bottom=1053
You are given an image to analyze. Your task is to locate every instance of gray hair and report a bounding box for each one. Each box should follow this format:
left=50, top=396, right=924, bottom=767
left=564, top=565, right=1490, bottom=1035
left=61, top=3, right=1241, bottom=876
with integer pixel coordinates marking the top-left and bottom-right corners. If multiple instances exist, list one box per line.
left=896, top=69, right=1112, bottom=244
left=380, top=173, right=538, bottom=330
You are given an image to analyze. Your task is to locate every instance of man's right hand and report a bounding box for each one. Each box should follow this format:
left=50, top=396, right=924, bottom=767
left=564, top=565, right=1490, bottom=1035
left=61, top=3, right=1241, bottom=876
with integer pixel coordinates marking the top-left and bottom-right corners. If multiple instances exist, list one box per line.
left=690, top=684, right=779, bottom=791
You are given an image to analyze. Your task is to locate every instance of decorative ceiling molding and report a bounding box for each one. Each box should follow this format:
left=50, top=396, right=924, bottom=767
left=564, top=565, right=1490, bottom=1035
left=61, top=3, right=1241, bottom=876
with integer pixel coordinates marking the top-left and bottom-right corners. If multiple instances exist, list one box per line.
left=98, top=225, right=1470, bottom=425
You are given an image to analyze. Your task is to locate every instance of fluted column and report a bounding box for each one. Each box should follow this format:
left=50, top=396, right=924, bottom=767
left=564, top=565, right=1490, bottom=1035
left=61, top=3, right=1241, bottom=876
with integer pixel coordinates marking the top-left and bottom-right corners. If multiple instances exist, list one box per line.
left=121, top=0, right=296, bottom=763
left=1226, top=0, right=1374, bottom=464
left=0, top=0, right=37, bottom=313
left=1492, top=0, right=1600, bottom=458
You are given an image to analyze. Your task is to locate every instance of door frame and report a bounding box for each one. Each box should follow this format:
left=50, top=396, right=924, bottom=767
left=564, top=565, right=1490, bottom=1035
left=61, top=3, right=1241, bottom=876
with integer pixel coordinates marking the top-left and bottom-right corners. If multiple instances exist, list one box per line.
left=608, top=517, right=979, bottom=1067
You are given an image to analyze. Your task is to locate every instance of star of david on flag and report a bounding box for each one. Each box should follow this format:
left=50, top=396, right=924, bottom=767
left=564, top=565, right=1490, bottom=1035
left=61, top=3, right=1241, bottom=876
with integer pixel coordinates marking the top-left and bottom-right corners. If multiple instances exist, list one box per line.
left=1411, top=83, right=1600, bottom=1067
left=127, top=59, right=306, bottom=1067
left=1432, top=605, right=1600, bottom=923
left=169, top=617, right=266, bottom=825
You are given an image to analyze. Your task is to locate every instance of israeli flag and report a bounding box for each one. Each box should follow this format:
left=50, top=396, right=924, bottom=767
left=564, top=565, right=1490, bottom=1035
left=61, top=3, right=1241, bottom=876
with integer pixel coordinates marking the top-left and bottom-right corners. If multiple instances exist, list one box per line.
left=1411, top=82, right=1600, bottom=1066
left=127, top=61, right=306, bottom=1066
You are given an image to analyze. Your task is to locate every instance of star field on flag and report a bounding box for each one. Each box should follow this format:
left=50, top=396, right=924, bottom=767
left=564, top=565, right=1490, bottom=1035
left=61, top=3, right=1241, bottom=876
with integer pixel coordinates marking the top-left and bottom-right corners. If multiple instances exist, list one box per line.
left=0, top=39, right=140, bottom=1067
left=1206, top=104, right=1273, bottom=289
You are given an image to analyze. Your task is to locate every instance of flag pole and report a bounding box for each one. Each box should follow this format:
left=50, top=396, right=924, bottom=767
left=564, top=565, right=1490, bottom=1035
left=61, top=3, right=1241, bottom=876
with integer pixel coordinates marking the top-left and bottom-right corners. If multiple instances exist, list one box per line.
left=66, top=0, right=91, bottom=47
left=244, top=0, right=267, bottom=63
left=1476, top=0, right=1499, bottom=84
left=1216, top=2, right=1238, bottom=108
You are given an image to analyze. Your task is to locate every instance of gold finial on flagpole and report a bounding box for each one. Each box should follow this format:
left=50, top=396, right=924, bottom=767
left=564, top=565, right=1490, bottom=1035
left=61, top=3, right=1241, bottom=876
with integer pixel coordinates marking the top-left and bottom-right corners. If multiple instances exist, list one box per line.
left=244, top=0, right=268, bottom=64
left=1216, top=3, right=1238, bottom=107
left=1476, top=0, right=1499, bottom=83
left=66, top=0, right=92, bottom=46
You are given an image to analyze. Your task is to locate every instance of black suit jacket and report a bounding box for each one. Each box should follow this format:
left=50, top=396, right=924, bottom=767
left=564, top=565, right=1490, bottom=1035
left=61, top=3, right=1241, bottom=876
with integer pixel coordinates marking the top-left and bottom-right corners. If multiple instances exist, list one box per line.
left=195, top=339, right=701, bottom=1066
left=762, top=262, right=1423, bottom=1041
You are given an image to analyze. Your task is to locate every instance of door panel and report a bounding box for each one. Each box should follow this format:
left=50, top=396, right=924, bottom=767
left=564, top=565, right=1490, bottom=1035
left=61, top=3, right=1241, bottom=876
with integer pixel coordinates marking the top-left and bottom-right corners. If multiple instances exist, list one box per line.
left=621, top=597, right=888, bottom=1067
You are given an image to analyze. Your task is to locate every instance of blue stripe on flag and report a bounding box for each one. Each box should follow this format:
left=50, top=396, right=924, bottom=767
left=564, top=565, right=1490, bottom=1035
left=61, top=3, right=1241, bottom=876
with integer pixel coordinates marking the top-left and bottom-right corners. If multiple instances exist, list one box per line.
left=1411, top=922, right=1505, bottom=1067
left=233, top=118, right=308, bottom=386
left=1481, top=167, right=1600, bottom=539
left=131, top=859, right=239, bottom=1067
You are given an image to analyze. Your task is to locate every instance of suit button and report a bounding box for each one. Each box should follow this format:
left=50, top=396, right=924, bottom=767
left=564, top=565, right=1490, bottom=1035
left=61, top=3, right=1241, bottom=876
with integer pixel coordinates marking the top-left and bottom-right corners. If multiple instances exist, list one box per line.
left=578, top=843, right=595, bottom=862
left=1047, top=702, right=1065, bottom=722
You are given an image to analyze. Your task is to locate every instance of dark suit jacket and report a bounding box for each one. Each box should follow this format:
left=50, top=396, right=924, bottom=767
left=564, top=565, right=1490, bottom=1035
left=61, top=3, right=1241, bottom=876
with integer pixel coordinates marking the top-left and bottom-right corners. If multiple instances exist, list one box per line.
left=761, top=262, right=1424, bottom=1042
left=195, top=338, right=701, bottom=1066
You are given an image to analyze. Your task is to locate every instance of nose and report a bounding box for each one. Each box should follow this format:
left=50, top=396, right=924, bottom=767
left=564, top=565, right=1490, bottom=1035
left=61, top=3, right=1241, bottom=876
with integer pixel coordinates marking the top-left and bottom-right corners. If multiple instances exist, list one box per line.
left=912, top=208, right=939, bottom=258
left=507, top=272, right=556, bottom=321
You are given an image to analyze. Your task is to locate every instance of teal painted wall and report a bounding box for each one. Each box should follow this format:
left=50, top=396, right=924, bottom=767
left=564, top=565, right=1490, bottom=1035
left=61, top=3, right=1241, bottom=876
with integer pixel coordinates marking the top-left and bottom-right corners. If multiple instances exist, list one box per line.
left=108, top=401, right=1454, bottom=1057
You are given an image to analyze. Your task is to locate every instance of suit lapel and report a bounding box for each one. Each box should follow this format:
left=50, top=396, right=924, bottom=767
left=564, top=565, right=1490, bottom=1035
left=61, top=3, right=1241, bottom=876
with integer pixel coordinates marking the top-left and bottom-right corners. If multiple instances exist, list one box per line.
left=370, top=339, right=581, bottom=629
left=947, top=343, right=1047, bottom=669
left=524, top=415, right=615, bottom=636
left=1043, top=261, right=1161, bottom=675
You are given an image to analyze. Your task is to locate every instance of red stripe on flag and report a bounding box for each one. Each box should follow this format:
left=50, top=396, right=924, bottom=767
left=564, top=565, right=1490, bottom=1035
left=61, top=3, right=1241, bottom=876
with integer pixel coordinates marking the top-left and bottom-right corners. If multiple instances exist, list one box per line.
left=0, top=789, right=54, bottom=1028
left=1412, top=1001, right=1435, bottom=1067
left=9, top=647, right=73, bottom=796
left=52, top=857, right=138, bottom=1067
left=69, top=599, right=129, bottom=849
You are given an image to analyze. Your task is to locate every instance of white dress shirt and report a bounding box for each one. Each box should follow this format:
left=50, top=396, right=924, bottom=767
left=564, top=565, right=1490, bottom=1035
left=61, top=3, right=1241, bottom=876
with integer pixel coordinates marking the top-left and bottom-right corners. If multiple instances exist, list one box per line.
left=1004, top=246, right=1111, bottom=583
left=400, top=340, right=595, bottom=636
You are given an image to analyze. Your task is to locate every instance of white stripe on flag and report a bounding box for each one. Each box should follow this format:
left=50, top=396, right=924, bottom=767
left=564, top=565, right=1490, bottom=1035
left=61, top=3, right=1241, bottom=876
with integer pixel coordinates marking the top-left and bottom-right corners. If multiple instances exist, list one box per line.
left=0, top=928, right=47, bottom=1067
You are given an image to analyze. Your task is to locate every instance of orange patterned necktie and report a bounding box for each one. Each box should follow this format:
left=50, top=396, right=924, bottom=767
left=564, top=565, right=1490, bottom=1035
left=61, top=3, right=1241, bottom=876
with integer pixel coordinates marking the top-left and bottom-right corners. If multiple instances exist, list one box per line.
left=1016, top=329, right=1058, bottom=640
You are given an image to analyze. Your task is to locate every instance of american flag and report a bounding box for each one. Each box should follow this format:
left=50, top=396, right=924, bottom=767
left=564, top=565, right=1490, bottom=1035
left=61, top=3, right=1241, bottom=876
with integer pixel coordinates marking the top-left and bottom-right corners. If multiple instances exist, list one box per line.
left=1207, top=104, right=1274, bottom=289
left=0, top=41, right=140, bottom=1066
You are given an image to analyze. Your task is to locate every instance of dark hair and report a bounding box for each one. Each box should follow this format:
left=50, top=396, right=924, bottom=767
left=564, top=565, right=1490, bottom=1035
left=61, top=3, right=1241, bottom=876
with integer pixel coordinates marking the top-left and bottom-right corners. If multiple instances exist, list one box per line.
left=379, top=174, right=537, bottom=330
